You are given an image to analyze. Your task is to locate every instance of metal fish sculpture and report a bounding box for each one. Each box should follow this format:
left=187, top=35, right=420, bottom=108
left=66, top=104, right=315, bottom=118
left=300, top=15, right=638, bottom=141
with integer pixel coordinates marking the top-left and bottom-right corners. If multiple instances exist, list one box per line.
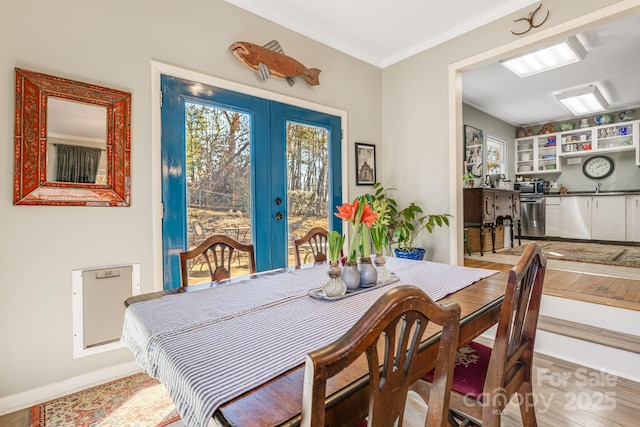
left=229, top=40, right=321, bottom=86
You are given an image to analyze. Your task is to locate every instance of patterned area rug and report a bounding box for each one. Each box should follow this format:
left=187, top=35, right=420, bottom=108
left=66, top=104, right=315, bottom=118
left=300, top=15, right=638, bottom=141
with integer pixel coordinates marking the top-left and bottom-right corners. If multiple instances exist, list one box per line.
left=31, top=373, right=180, bottom=427
left=499, top=241, right=640, bottom=268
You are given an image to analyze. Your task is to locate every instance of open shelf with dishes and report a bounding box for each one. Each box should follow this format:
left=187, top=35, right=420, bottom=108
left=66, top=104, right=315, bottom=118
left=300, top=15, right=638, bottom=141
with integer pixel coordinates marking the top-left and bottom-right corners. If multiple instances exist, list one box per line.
left=537, top=134, right=558, bottom=172
left=558, top=120, right=638, bottom=157
left=514, top=135, right=560, bottom=175
left=515, top=119, right=640, bottom=173
left=559, top=128, right=593, bottom=155
left=515, top=138, right=535, bottom=174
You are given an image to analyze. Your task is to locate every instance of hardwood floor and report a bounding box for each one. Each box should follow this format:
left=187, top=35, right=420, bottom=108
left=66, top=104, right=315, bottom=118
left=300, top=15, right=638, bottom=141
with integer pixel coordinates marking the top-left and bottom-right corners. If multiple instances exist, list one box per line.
left=464, top=258, right=640, bottom=312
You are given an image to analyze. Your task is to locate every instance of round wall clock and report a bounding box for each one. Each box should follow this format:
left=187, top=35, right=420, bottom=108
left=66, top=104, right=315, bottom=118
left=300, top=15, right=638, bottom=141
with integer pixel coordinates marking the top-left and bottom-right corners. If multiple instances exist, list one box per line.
left=582, top=155, right=614, bottom=179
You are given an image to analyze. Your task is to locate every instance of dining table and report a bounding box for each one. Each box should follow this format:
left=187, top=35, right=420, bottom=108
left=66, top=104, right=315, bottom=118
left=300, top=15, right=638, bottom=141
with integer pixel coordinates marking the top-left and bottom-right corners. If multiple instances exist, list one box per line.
left=121, top=257, right=508, bottom=427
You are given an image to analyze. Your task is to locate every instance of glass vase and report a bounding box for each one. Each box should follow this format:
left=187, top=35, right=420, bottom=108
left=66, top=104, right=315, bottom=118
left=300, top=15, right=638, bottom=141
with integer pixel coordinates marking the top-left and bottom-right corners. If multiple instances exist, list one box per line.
left=358, top=256, right=378, bottom=287
left=342, top=261, right=361, bottom=292
left=373, top=254, right=392, bottom=284
left=322, top=262, right=347, bottom=297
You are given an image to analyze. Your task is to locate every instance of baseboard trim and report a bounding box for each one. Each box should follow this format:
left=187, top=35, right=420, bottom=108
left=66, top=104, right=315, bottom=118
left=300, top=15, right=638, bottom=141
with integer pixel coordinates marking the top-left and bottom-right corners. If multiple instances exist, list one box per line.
left=0, top=361, right=142, bottom=416
left=538, top=314, right=640, bottom=354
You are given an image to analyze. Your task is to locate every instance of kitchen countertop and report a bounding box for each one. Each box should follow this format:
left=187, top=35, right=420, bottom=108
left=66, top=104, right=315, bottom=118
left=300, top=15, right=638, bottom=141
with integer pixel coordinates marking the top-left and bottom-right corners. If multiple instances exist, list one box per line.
left=545, top=190, right=640, bottom=197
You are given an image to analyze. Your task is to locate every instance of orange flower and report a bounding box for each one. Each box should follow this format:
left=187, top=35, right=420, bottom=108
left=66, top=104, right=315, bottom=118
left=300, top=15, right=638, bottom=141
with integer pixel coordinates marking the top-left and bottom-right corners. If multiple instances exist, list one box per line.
left=360, top=203, right=379, bottom=228
left=335, top=200, right=359, bottom=223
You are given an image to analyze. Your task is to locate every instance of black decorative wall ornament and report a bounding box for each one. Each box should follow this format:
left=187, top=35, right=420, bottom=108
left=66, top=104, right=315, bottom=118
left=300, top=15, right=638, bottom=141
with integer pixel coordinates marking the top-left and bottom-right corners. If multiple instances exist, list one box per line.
left=511, top=3, right=549, bottom=35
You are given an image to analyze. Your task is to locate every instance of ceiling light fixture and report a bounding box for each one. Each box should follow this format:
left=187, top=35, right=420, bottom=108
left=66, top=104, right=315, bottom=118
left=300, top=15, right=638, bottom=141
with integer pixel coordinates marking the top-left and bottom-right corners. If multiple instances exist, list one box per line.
left=500, top=36, right=587, bottom=78
left=554, top=85, right=609, bottom=116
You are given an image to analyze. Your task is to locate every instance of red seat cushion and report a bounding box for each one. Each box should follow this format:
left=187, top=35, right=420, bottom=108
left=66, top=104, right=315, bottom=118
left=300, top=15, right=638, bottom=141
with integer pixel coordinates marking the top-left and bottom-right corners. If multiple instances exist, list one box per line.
left=423, top=340, right=491, bottom=401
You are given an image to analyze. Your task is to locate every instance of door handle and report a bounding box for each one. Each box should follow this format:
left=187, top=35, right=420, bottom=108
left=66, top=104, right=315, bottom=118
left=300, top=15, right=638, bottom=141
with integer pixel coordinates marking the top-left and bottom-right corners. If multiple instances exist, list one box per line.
left=275, top=212, right=284, bottom=221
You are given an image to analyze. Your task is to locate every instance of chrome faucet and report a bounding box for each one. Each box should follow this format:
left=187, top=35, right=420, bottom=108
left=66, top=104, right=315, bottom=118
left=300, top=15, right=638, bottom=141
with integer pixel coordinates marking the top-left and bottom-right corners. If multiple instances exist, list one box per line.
left=595, top=181, right=602, bottom=193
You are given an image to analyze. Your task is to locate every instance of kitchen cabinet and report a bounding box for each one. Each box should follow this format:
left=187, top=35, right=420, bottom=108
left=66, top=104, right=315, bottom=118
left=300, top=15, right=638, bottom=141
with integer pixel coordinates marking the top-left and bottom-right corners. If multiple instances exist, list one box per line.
left=560, top=196, right=591, bottom=240
left=545, top=197, right=560, bottom=237
left=515, top=121, right=640, bottom=174
left=558, top=120, right=638, bottom=157
left=627, top=196, right=640, bottom=241
left=591, top=196, right=626, bottom=241
left=560, top=195, right=628, bottom=241
left=514, top=135, right=559, bottom=175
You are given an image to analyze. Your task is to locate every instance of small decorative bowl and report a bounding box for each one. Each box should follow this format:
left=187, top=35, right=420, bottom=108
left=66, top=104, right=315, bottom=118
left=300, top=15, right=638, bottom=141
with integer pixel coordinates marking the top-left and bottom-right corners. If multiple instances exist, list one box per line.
left=560, top=123, right=575, bottom=131
left=594, top=114, right=612, bottom=125
left=618, top=110, right=635, bottom=121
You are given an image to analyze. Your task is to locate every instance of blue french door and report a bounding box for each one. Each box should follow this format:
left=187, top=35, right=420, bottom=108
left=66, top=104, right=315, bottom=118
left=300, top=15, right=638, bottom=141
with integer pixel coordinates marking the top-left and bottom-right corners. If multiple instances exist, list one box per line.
left=161, top=75, right=342, bottom=289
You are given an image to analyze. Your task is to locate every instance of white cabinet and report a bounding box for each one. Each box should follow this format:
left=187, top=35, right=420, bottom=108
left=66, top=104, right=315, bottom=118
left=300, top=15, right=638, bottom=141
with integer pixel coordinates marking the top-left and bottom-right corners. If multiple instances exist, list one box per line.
left=515, top=137, right=535, bottom=175
left=561, top=197, right=592, bottom=240
left=514, top=135, right=559, bottom=175
left=627, top=196, right=640, bottom=241
left=591, top=196, right=626, bottom=241
left=545, top=197, right=560, bottom=237
left=560, top=195, right=627, bottom=241
left=558, top=120, right=639, bottom=157
left=558, top=127, right=593, bottom=155
left=516, top=121, right=640, bottom=171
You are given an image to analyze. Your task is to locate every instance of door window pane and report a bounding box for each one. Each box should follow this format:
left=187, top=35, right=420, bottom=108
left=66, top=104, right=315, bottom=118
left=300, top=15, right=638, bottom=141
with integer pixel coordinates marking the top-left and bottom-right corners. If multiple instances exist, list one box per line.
left=286, top=122, right=329, bottom=266
left=184, top=102, right=253, bottom=285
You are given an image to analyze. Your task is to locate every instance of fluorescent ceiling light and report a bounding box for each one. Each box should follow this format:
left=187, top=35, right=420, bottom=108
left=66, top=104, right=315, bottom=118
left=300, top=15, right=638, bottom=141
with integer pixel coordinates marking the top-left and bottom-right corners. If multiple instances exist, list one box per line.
left=554, top=85, right=609, bottom=116
left=500, top=36, right=587, bottom=77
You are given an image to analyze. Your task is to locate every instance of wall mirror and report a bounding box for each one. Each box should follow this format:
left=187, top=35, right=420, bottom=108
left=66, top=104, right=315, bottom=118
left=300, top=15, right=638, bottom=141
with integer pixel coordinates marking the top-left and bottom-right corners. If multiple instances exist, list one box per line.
left=14, top=68, right=131, bottom=206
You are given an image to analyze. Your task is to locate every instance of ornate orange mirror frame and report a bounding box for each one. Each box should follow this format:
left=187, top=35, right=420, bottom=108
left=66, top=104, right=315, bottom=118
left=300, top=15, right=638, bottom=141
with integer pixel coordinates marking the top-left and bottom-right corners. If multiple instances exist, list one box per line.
left=14, top=68, right=131, bottom=206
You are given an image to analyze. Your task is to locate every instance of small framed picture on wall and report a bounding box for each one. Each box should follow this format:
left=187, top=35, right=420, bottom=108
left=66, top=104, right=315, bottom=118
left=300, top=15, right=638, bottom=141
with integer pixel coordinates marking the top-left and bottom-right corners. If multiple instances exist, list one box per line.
left=464, top=125, right=484, bottom=177
left=355, top=142, right=376, bottom=185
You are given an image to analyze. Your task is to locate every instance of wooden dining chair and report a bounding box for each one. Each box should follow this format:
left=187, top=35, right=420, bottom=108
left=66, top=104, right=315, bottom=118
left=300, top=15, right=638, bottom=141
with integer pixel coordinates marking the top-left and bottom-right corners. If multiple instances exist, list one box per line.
left=179, top=234, right=256, bottom=287
left=294, top=226, right=331, bottom=266
left=413, top=242, right=547, bottom=427
left=301, top=285, right=461, bottom=427
left=189, top=219, right=208, bottom=245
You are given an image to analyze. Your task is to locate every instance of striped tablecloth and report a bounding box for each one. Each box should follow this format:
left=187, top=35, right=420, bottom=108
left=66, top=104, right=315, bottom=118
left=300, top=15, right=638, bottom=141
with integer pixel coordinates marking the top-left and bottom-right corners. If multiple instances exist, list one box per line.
left=121, top=258, right=498, bottom=427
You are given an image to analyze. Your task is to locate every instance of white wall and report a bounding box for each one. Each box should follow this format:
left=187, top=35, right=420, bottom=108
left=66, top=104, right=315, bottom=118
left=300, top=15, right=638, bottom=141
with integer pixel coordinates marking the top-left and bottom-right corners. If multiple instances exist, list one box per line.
left=0, top=0, right=381, bottom=404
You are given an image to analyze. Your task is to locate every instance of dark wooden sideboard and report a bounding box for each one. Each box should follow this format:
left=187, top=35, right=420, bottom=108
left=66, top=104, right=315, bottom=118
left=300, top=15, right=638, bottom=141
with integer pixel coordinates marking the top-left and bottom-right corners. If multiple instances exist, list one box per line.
left=463, top=188, right=521, bottom=255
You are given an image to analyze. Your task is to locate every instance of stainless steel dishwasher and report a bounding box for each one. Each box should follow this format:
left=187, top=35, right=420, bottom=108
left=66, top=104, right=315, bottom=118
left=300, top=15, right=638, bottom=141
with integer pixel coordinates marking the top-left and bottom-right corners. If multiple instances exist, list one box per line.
left=520, top=195, right=545, bottom=237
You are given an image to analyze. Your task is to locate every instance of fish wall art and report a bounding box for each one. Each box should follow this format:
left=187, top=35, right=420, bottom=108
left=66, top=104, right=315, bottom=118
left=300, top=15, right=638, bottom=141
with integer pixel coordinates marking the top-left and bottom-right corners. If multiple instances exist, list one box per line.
left=229, top=39, right=321, bottom=86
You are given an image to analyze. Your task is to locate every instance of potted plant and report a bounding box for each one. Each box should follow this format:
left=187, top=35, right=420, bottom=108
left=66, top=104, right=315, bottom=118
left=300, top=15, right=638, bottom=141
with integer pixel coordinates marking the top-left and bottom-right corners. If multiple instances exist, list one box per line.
left=366, top=182, right=398, bottom=256
left=393, top=202, right=452, bottom=260
left=334, top=197, right=379, bottom=289
left=327, top=230, right=345, bottom=265
left=323, top=231, right=347, bottom=297
left=462, top=172, right=475, bottom=187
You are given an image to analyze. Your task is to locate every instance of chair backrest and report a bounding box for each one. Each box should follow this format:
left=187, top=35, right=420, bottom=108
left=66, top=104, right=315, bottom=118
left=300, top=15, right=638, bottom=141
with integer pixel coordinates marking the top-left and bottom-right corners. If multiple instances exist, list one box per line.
left=301, top=285, right=461, bottom=427
left=179, top=234, right=257, bottom=287
left=293, top=226, right=329, bottom=266
left=190, top=220, right=207, bottom=244
left=191, top=220, right=206, bottom=237
left=484, top=241, right=547, bottom=405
